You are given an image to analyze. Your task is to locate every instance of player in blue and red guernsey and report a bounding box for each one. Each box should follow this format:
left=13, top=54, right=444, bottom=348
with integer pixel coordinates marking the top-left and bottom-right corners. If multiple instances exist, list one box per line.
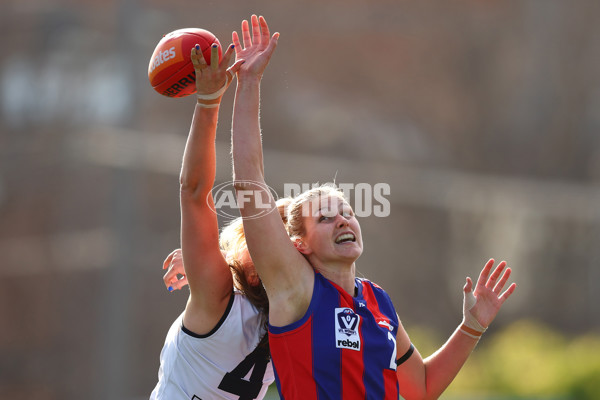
left=269, top=267, right=402, bottom=399
left=230, top=15, right=517, bottom=399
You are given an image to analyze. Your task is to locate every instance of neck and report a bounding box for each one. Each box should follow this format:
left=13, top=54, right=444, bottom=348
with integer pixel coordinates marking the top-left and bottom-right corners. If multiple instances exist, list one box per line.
left=310, top=257, right=356, bottom=295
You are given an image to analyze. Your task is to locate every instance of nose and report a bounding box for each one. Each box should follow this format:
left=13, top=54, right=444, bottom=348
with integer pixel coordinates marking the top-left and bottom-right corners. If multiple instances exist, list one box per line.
left=336, top=214, right=349, bottom=228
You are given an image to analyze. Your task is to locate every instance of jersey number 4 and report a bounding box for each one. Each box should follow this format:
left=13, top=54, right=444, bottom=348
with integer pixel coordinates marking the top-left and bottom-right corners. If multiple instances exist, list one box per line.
left=217, top=345, right=270, bottom=400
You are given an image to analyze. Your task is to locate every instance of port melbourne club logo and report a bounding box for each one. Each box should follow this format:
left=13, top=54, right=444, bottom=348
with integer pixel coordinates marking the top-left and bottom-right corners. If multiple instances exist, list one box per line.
left=335, top=308, right=361, bottom=351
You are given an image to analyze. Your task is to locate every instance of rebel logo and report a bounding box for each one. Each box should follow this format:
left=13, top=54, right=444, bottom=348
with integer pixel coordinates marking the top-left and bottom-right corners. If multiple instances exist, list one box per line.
left=335, top=308, right=361, bottom=351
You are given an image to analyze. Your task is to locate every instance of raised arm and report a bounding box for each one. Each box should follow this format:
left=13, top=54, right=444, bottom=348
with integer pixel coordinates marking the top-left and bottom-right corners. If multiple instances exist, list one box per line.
left=179, top=42, right=242, bottom=334
left=230, top=15, right=315, bottom=326
left=395, top=259, right=517, bottom=400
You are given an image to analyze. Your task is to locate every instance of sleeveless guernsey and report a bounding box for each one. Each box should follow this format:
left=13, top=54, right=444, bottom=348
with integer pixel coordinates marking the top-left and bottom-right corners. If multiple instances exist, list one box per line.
left=151, top=290, right=275, bottom=400
left=268, top=272, right=399, bottom=400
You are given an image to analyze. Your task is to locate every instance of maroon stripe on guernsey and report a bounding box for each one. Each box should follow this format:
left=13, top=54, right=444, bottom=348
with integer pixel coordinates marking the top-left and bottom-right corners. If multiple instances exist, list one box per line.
left=361, top=281, right=398, bottom=399
left=268, top=316, right=318, bottom=400
left=340, top=321, right=366, bottom=399
left=361, top=281, right=391, bottom=327
left=332, top=282, right=366, bottom=399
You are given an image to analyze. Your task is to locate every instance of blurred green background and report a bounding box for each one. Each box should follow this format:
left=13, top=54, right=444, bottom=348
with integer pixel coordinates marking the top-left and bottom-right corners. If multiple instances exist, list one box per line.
left=1, top=0, right=599, bottom=399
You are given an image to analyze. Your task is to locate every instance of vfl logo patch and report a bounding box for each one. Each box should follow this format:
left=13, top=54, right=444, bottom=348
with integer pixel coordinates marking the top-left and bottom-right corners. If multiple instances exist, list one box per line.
left=335, top=308, right=361, bottom=351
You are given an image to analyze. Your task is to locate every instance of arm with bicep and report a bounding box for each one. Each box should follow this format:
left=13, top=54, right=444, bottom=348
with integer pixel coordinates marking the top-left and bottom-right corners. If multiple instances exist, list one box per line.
left=178, top=42, right=245, bottom=333
left=396, top=259, right=516, bottom=400
left=230, top=15, right=314, bottom=325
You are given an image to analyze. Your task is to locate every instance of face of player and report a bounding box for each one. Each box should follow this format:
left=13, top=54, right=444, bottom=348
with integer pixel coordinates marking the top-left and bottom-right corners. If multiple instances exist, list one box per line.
left=299, top=195, right=363, bottom=264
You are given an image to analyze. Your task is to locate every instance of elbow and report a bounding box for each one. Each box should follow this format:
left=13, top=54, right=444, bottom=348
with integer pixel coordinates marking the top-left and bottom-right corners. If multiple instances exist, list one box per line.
left=179, top=175, right=208, bottom=201
left=179, top=173, right=195, bottom=193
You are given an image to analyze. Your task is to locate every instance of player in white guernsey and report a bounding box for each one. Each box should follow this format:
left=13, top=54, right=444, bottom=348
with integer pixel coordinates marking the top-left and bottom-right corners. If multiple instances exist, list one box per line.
left=150, top=28, right=279, bottom=399
left=151, top=285, right=272, bottom=400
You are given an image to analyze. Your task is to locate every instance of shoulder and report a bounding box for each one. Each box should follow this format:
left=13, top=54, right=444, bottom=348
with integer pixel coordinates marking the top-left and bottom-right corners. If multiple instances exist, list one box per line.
left=358, top=278, right=398, bottom=317
left=183, top=290, right=267, bottom=339
left=358, top=277, right=391, bottom=295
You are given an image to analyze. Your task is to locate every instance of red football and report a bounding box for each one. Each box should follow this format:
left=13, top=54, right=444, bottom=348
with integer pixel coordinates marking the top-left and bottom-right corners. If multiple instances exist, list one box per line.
left=148, top=28, right=222, bottom=98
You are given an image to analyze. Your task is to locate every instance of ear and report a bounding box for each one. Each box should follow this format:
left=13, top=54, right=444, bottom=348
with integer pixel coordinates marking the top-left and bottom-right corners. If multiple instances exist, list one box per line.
left=293, top=238, right=312, bottom=255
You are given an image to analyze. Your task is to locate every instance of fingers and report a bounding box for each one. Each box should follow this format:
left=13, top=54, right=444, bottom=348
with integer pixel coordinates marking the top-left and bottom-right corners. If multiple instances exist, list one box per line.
left=476, top=258, right=495, bottom=287
left=163, top=255, right=172, bottom=270
left=163, top=260, right=185, bottom=289
left=236, top=15, right=275, bottom=52
left=265, top=32, right=279, bottom=57
left=163, top=248, right=181, bottom=270
left=231, top=15, right=277, bottom=79
left=476, top=259, right=516, bottom=303
left=251, top=14, right=261, bottom=47
left=485, top=260, right=507, bottom=289
left=162, top=248, right=185, bottom=291
left=493, top=267, right=512, bottom=294
left=241, top=19, right=251, bottom=49
left=259, top=15, right=270, bottom=46
left=163, top=266, right=178, bottom=288
left=163, top=262, right=187, bottom=292
left=190, top=45, right=207, bottom=72
left=210, top=43, right=219, bottom=71
left=499, top=282, right=517, bottom=303
left=232, top=31, right=241, bottom=54
left=463, top=276, right=473, bottom=293
left=227, top=59, right=245, bottom=76
left=168, top=276, right=189, bottom=292
left=251, top=31, right=279, bottom=68
left=221, top=43, right=236, bottom=68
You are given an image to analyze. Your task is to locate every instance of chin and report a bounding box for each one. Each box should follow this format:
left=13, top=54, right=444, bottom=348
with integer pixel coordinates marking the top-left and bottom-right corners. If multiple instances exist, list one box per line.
left=337, top=246, right=362, bottom=261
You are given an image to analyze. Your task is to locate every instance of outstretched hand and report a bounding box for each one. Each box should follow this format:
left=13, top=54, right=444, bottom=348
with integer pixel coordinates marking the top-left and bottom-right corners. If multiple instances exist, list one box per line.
left=232, top=15, right=279, bottom=81
left=463, top=259, right=516, bottom=329
left=191, top=39, right=244, bottom=106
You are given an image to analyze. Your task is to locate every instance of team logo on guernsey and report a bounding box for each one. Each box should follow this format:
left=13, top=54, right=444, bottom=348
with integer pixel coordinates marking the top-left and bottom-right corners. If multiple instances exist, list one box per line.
left=335, top=308, right=361, bottom=351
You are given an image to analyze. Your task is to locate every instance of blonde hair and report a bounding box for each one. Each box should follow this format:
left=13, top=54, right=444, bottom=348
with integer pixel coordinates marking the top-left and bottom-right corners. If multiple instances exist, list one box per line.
left=218, top=197, right=291, bottom=352
left=285, top=184, right=348, bottom=240
left=219, top=197, right=292, bottom=267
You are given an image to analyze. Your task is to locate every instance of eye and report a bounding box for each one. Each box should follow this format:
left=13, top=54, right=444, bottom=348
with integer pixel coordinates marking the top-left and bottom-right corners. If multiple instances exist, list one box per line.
left=341, top=207, right=354, bottom=218
left=318, top=207, right=336, bottom=222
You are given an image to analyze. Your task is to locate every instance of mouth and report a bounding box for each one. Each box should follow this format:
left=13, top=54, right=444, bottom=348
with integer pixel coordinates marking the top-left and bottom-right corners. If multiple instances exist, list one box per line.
left=335, top=232, right=356, bottom=244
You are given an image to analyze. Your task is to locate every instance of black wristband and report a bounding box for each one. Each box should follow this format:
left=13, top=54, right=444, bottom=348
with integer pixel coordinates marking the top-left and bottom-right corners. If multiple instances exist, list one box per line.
left=396, top=343, right=415, bottom=366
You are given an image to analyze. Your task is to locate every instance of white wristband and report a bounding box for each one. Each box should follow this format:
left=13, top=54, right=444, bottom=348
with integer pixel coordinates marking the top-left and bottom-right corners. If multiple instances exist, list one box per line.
left=196, top=103, right=219, bottom=108
left=196, top=74, right=231, bottom=101
left=462, top=286, right=487, bottom=335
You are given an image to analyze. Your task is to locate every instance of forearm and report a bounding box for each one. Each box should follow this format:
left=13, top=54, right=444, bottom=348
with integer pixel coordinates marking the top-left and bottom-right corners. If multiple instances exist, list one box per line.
left=421, top=325, right=479, bottom=398
left=179, top=103, right=220, bottom=197
left=231, top=78, right=265, bottom=183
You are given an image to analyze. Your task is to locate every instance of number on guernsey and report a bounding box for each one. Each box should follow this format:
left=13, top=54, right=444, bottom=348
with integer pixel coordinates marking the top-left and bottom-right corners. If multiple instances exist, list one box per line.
left=217, top=345, right=270, bottom=399
left=387, top=331, right=397, bottom=370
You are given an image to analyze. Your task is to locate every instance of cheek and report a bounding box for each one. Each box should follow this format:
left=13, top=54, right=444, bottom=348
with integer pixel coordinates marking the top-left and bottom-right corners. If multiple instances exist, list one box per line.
left=352, top=221, right=363, bottom=244
left=310, top=228, right=330, bottom=246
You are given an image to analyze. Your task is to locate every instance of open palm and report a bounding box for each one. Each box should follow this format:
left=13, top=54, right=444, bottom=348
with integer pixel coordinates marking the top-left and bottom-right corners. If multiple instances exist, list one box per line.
left=464, top=259, right=517, bottom=328
left=232, top=15, right=279, bottom=80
